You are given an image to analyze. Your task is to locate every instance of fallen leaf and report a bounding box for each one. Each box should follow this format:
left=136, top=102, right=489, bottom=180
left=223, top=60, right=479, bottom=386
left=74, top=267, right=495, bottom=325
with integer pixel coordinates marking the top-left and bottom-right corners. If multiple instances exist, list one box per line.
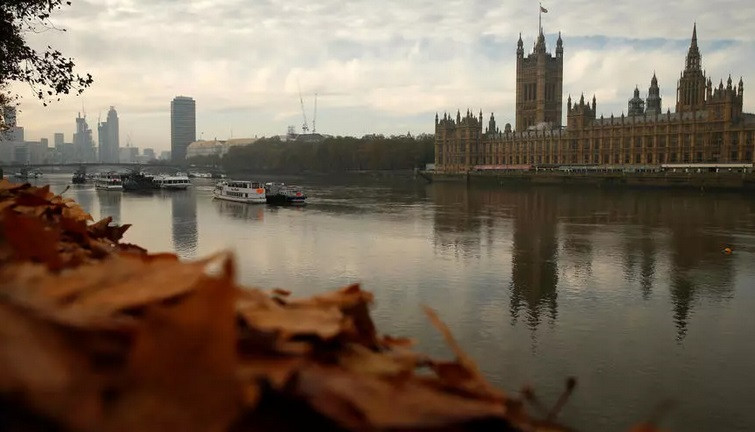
left=296, top=364, right=510, bottom=430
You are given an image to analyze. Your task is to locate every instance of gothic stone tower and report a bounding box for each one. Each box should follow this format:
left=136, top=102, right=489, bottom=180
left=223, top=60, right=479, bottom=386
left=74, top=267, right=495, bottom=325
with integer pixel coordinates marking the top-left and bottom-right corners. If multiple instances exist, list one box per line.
left=676, top=24, right=707, bottom=112
left=515, top=29, right=563, bottom=131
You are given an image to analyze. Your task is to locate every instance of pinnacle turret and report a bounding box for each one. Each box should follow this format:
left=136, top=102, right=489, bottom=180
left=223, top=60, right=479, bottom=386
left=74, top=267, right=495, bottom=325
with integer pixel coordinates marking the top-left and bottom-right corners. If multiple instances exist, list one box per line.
left=685, top=23, right=702, bottom=71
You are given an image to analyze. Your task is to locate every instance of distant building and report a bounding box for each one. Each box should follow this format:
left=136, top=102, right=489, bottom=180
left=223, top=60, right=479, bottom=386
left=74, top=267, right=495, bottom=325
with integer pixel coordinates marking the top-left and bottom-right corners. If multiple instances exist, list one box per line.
left=186, top=138, right=258, bottom=158
left=27, top=140, right=48, bottom=164
left=435, top=24, right=755, bottom=172
left=119, top=146, right=139, bottom=163
left=53, top=132, right=75, bottom=164
left=73, top=113, right=95, bottom=162
left=98, top=106, right=120, bottom=163
left=170, top=96, right=196, bottom=162
left=159, top=150, right=171, bottom=160
left=142, top=148, right=156, bottom=160
left=0, top=107, right=48, bottom=164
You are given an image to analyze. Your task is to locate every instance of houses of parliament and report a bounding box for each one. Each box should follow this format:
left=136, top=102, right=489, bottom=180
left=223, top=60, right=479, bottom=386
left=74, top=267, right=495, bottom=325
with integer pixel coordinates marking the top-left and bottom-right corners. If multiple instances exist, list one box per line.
left=434, top=24, right=755, bottom=173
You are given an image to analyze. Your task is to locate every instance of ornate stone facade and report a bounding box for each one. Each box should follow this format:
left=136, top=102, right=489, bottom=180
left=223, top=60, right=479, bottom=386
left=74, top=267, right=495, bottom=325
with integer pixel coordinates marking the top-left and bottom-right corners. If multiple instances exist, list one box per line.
left=435, top=25, right=755, bottom=172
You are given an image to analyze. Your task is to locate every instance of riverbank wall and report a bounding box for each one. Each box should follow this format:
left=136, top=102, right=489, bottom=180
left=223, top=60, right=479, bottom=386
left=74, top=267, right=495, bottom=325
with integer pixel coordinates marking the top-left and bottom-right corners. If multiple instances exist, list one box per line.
left=425, top=171, right=755, bottom=191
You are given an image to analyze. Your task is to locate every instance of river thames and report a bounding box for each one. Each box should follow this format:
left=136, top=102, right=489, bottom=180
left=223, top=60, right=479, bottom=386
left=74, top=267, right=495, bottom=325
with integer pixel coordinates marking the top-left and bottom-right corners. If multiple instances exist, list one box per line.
left=36, top=173, right=755, bottom=431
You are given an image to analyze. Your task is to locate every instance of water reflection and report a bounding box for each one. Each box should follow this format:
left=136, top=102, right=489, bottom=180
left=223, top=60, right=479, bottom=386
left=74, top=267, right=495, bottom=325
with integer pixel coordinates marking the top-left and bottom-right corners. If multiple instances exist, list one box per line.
left=429, top=184, right=746, bottom=339
left=71, top=185, right=95, bottom=217
left=214, top=199, right=264, bottom=221
left=665, top=198, right=736, bottom=340
left=97, top=189, right=121, bottom=224
left=170, top=190, right=198, bottom=258
left=510, top=190, right=558, bottom=331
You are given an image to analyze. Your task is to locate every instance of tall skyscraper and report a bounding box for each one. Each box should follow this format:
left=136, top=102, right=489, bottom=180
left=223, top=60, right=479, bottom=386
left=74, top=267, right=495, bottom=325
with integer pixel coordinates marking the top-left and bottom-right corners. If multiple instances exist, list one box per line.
left=171, top=96, right=196, bottom=162
left=73, top=112, right=95, bottom=162
left=98, top=106, right=120, bottom=163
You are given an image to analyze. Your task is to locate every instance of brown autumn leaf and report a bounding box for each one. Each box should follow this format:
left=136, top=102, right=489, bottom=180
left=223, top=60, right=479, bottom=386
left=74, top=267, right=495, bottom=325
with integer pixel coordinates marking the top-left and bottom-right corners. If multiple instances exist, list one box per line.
left=100, top=253, right=242, bottom=432
left=62, top=203, right=94, bottom=222
left=237, top=355, right=306, bottom=392
left=88, top=217, right=131, bottom=242
left=1, top=211, right=62, bottom=270
left=0, top=178, right=27, bottom=192
left=0, top=254, right=224, bottom=330
left=380, top=334, right=416, bottom=348
left=295, top=364, right=511, bottom=431
left=336, top=343, right=424, bottom=379
left=238, top=304, right=348, bottom=340
left=0, top=301, right=106, bottom=432
left=424, top=306, right=505, bottom=401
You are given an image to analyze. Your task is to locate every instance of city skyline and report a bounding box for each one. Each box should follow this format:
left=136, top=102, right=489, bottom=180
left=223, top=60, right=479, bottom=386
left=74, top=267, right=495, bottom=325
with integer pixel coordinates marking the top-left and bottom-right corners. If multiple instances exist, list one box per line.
left=7, top=0, right=755, bottom=152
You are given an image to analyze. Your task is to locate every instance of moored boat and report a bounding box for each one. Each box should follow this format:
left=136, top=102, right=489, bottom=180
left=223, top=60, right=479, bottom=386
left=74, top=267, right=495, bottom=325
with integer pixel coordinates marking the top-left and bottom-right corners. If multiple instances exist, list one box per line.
left=153, top=173, right=191, bottom=190
left=72, top=167, right=87, bottom=184
left=213, top=180, right=266, bottom=204
left=122, top=172, right=159, bottom=192
left=264, top=182, right=307, bottom=205
left=94, top=173, right=123, bottom=190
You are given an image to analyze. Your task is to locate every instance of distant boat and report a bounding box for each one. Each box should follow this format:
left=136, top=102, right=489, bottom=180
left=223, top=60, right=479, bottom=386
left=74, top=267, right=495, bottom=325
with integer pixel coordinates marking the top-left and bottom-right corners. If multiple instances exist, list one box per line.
left=213, top=180, right=267, bottom=204
left=153, top=173, right=191, bottom=190
left=94, top=173, right=123, bottom=191
left=72, top=167, right=87, bottom=184
left=122, top=172, right=159, bottom=192
left=264, top=182, right=307, bottom=205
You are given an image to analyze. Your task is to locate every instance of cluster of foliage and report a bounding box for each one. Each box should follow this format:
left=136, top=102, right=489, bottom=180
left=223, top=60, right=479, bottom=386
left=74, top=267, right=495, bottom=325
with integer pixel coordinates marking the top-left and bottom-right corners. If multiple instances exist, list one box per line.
left=0, top=0, right=91, bottom=123
left=216, top=134, right=434, bottom=174
left=0, top=179, right=610, bottom=432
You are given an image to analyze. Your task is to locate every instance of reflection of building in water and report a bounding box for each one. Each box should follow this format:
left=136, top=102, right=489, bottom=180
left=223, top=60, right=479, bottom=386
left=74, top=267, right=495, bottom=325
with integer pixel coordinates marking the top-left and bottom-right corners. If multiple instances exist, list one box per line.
left=665, top=198, right=735, bottom=341
left=171, top=190, right=198, bottom=258
left=429, top=183, right=744, bottom=339
left=72, top=186, right=95, bottom=218
left=621, top=227, right=658, bottom=300
left=215, top=200, right=264, bottom=221
left=96, top=190, right=121, bottom=224
left=509, top=189, right=559, bottom=330
left=430, top=183, right=484, bottom=258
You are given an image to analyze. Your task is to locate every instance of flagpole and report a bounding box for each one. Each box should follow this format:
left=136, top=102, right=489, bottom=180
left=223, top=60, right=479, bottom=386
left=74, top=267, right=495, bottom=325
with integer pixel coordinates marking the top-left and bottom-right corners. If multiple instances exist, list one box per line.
left=538, top=2, right=542, bottom=34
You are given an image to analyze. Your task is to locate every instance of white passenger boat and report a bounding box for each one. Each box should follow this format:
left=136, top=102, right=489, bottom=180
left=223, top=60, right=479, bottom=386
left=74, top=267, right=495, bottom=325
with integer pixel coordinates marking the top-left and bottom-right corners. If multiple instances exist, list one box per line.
left=94, top=173, right=124, bottom=190
left=213, top=180, right=267, bottom=203
left=153, top=173, right=191, bottom=190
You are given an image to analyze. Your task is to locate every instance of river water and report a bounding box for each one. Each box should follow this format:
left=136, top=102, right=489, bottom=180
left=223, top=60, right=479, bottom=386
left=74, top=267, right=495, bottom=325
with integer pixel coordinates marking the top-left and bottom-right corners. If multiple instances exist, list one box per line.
left=35, top=173, right=755, bottom=431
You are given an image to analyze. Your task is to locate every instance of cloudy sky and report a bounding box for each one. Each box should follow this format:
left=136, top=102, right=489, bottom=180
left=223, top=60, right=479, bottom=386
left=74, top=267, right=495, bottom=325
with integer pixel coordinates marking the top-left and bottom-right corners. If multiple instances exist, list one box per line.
left=11, top=0, right=755, bottom=152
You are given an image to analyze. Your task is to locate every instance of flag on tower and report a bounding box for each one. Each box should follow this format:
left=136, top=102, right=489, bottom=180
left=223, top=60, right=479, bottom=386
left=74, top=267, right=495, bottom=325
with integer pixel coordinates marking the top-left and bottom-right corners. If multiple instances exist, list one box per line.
left=540, top=6, right=548, bottom=13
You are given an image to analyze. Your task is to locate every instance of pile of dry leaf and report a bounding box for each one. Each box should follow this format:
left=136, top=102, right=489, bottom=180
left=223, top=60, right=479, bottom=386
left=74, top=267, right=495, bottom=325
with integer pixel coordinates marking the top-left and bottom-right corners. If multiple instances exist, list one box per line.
left=0, top=180, right=661, bottom=432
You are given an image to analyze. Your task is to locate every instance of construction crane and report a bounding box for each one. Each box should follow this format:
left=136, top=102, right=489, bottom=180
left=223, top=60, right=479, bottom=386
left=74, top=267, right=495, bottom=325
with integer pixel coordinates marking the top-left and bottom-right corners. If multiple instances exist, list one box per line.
left=298, top=85, right=309, bottom=134
left=312, top=93, right=318, bottom=134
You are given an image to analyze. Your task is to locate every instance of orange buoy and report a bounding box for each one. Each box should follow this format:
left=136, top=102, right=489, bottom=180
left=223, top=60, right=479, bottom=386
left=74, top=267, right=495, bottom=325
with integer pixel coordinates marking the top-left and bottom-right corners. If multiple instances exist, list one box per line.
left=723, top=247, right=733, bottom=255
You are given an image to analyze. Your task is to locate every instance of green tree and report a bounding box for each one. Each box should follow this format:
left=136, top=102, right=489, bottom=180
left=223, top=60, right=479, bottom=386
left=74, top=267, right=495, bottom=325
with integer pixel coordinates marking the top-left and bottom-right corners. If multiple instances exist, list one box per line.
left=1, top=0, right=92, bottom=126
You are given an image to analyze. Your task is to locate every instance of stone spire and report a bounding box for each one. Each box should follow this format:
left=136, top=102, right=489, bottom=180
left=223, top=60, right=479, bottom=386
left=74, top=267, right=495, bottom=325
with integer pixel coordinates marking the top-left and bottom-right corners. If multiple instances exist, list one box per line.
left=646, top=72, right=662, bottom=115
left=676, top=23, right=707, bottom=112
left=517, top=33, right=524, bottom=58
left=556, top=31, right=563, bottom=58
left=685, top=23, right=702, bottom=71
left=628, top=86, right=645, bottom=116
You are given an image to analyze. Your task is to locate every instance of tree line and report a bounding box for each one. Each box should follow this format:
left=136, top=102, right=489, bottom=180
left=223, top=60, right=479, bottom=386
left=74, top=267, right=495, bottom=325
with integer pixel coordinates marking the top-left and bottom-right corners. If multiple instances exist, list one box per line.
left=188, top=134, right=435, bottom=174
